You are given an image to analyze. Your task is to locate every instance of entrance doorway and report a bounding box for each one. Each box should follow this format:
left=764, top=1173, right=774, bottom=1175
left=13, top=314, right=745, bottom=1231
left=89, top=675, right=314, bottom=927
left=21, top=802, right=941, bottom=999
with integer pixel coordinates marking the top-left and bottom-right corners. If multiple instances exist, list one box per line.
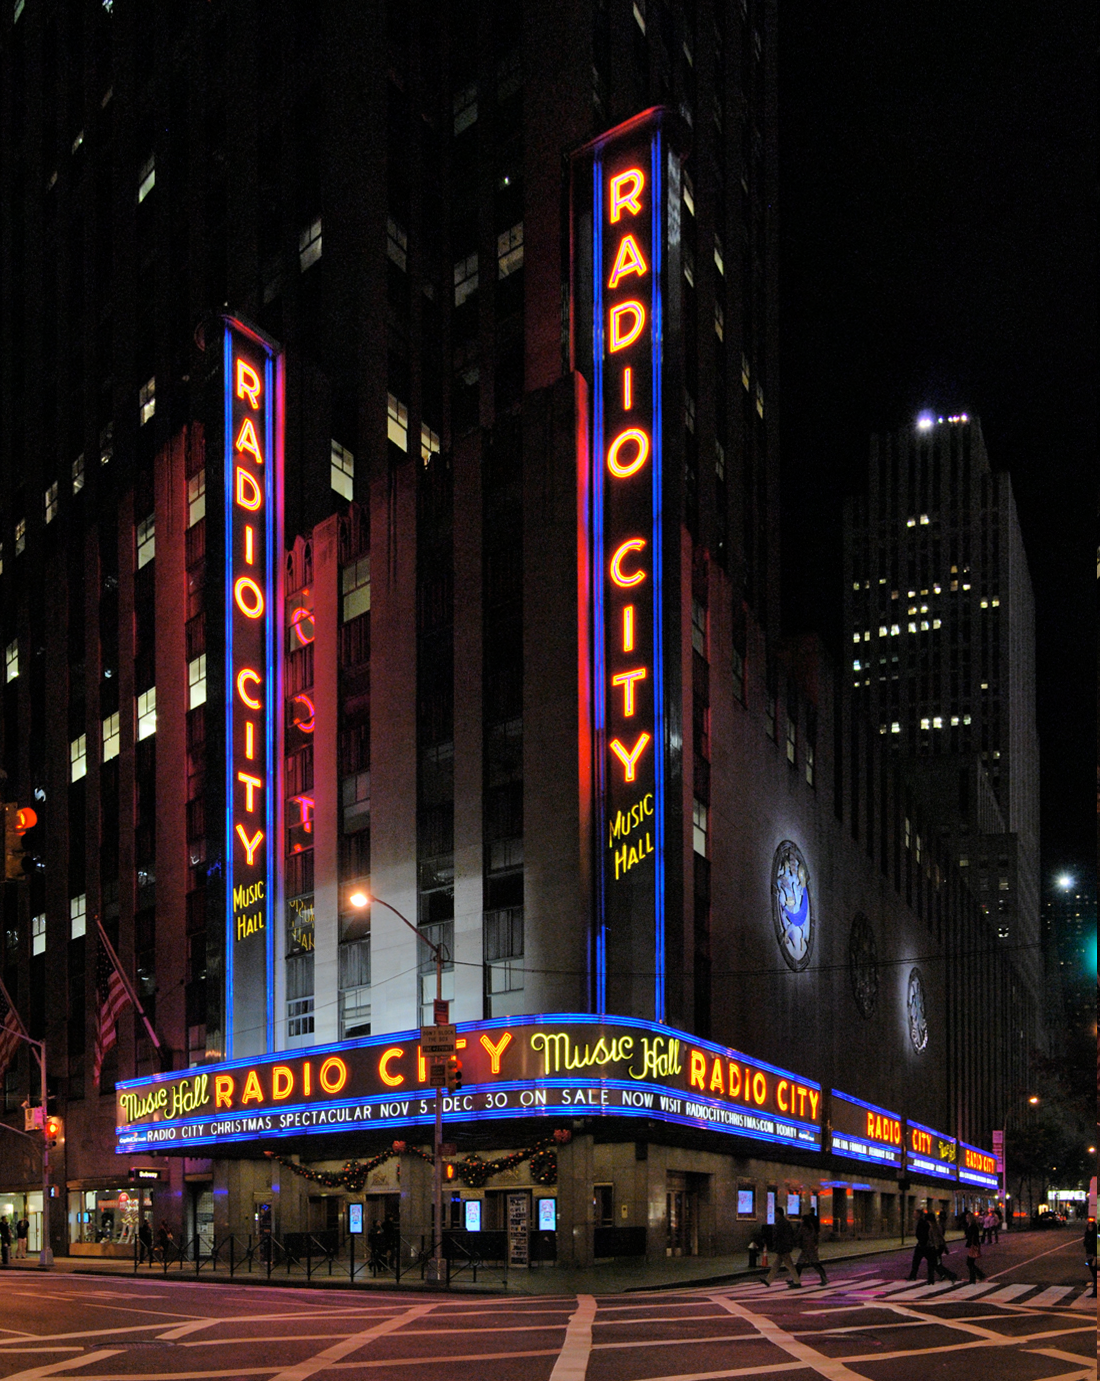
left=665, top=1172, right=697, bottom=1256
left=189, top=1184, right=214, bottom=1256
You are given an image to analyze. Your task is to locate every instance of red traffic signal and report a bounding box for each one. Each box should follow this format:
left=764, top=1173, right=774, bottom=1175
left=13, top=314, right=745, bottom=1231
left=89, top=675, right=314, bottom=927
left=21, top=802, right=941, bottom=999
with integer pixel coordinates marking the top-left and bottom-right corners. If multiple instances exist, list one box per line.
left=13, top=807, right=36, bottom=834
left=445, top=1056, right=463, bottom=1093
left=45, top=1117, right=62, bottom=1147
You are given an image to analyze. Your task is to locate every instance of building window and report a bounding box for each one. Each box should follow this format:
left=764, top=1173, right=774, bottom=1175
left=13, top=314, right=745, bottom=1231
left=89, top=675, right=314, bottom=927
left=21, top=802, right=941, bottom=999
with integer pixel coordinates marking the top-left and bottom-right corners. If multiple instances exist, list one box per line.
left=137, top=155, right=155, bottom=203
left=136, top=687, right=156, bottom=741
left=187, top=471, right=206, bottom=526
left=31, top=914, right=46, bottom=957
left=785, top=716, right=796, bottom=765
left=44, top=482, right=59, bottom=524
left=70, top=894, right=87, bottom=940
left=633, top=0, right=646, bottom=32
left=342, top=556, right=371, bottom=623
left=339, top=938, right=372, bottom=1039
left=741, top=353, right=751, bottom=390
left=714, top=233, right=724, bottom=275
left=15, top=517, right=26, bottom=555
left=102, top=711, right=120, bottom=762
left=72, top=454, right=85, bottom=494
left=286, top=952, right=315, bottom=1038
left=386, top=216, right=407, bottom=270
left=453, top=252, right=479, bottom=306
left=682, top=170, right=695, bottom=215
left=188, top=654, right=207, bottom=710
left=70, top=734, right=87, bottom=783
left=136, top=513, right=155, bottom=568
left=4, top=639, right=18, bottom=682
left=805, top=742, right=815, bottom=787
left=497, top=223, right=524, bottom=278
left=714, top=299, right=724, bottom=341
left=330, top=439, right=354, bottom=500
left=692, top=799, right=708, bottom=856
left=99, top=423, right=113, bottom=466
left=298, top=217, right=322, bottom=270
left=341, top=771, right=371, bottom=833
left=756, top=382, right=765, bottom=418
left=691, top=599, right=707, bottom=655
left=715, top=439, right=726, bottom=481
left=386, top=394, right=408, bottom=451
left=684, top=391, right=695, bottom=433
left=420, top=423, right=440, bottom=467
left=139, top=376, right=156, bottom=425
left=453, top=83, right=478, bottom=134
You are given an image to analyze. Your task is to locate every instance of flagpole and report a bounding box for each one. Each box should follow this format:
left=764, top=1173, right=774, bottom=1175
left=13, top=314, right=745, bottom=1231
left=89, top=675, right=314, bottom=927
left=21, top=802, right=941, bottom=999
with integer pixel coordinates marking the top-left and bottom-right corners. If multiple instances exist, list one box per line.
left=94, top=916, right=167, bottom=1069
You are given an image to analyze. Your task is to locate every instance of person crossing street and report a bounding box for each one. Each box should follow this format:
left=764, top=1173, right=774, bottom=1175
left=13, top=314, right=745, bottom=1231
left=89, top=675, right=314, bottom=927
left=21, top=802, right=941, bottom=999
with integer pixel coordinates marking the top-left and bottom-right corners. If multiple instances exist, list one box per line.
left=764, top=1206, right=800, bottom=1287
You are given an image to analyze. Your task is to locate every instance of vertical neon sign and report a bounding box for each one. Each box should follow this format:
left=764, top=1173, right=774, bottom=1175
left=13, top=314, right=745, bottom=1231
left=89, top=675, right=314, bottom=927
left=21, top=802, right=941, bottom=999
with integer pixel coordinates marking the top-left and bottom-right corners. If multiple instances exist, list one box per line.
left=577, top=110, right=679, bottom=1023
left=223, top=317, right=284, bottom=1058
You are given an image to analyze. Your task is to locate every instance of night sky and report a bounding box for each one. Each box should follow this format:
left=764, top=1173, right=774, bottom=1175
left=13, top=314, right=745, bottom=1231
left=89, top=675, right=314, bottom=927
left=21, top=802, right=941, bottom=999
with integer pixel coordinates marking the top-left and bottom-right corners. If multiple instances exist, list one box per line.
left=777, top=4, right=1096, bottom=881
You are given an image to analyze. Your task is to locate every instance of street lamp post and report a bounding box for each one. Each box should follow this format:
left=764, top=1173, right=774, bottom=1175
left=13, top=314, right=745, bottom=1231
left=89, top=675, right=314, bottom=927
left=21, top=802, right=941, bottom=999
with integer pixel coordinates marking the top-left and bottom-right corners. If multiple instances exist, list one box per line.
left=350, top=891, right=446, bottom=1284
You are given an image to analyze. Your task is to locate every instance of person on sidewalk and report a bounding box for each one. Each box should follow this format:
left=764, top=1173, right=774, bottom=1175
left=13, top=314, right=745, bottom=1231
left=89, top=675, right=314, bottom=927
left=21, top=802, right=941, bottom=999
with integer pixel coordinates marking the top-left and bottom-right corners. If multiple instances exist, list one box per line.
left=0, top=1217, right=10, bottom=1267
left=794, top=1211, right=827, bottom=1286
left=907, top=1210, right=935, bottom=1283
left=15, top=1217, right=28, bottom=1259
left=138, top=1219, right=154, bottom=1265
left=926, top=1208, right=957, bottom=1281
left=764, top=1207, right=800, bottom=1287
left=964, top=1210, right=986, bottom=1283
left=1084, top=1219, right=1097, bottom=1297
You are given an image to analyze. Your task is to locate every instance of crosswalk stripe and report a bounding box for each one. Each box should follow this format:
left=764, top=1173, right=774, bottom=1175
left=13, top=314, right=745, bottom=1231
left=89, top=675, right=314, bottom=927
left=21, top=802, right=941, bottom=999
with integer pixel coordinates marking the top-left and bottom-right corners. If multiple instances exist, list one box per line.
left=1025, top=1286, right=1075, bottom=1306
left=861, top=1281, right=924, bottom=1296
left=979, top=1283, right=1033, bottom=1303
left=1069, top=1292, right=1097, bottom=1311
left=943, top=1282, right=997, bottom=1298
left=881, top=1281, right=958, bottom=1302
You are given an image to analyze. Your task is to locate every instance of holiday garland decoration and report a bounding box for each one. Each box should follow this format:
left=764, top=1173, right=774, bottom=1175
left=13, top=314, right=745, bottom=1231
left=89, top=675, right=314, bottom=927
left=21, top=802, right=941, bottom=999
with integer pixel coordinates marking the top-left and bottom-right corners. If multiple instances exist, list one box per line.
left=264, top=1128, right=571, bottom=1193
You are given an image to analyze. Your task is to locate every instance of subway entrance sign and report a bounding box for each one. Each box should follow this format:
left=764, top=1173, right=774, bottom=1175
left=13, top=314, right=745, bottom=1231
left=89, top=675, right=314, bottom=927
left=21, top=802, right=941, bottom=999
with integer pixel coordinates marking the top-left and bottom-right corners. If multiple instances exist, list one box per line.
left=115, top=1014, right=822, bottom=1155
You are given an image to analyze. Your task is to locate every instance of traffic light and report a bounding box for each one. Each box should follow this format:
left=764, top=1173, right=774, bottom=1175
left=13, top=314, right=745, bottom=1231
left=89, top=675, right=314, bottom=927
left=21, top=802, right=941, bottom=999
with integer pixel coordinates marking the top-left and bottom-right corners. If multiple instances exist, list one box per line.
left=446, top=1056, right=463, bottom=1093
left=45, top=1116, right=62, bottom=1148
left=3, top=804, right=36, bottom=880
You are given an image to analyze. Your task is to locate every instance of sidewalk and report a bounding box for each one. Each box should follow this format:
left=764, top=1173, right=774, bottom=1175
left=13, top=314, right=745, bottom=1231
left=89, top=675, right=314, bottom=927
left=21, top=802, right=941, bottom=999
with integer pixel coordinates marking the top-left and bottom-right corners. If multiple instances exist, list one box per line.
left=1, top=1231, right=960, bottom=1296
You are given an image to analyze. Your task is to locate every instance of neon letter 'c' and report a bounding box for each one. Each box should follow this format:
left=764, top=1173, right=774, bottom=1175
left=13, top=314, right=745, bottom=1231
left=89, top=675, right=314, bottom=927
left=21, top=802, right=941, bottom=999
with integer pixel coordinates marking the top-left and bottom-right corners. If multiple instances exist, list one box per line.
left=610, top=538, right=646, bottom=588
left=378, top=1049, right=405, bottom=1087
left=607, top=428, right=650, bottom=478
left=237, top=668, right=262, bottom=709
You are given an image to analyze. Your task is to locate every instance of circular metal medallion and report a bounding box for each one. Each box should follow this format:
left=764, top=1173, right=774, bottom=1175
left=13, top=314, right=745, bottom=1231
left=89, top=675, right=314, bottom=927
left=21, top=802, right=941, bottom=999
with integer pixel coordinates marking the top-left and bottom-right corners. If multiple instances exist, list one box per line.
left=907, top=966, right=929, bottom=1052
left=771, top=841, right=815, bottom=972
left=847, top=913, right=878, bottom=1018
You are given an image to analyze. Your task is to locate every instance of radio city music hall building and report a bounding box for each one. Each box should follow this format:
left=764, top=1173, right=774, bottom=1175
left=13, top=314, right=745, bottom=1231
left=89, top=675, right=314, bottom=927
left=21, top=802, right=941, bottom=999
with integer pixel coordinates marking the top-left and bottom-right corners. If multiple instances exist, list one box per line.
left=0, top=1, right=1018, bottom=1264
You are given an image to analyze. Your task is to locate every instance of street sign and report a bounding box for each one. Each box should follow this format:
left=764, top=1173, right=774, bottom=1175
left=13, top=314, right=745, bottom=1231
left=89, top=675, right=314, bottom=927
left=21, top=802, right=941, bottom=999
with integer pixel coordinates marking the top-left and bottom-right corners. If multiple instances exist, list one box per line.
left=24, top=1105, right=43, bottom=1132
left=419, top=1024, right=457, bottom=1055
left=433, top=999, right=450, bottom=1024
left=428, top=1061, right=447, bottom=1088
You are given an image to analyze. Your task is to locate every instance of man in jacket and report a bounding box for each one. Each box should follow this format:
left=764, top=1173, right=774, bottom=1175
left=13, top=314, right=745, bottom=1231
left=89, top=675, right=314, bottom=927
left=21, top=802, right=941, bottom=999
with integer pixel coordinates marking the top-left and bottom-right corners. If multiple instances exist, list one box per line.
left=907, top=1210, right=935, bottom=1282
left=764, top=1207, right=801, bottom=1287
left=927, top=1208, right=956, bottom=1281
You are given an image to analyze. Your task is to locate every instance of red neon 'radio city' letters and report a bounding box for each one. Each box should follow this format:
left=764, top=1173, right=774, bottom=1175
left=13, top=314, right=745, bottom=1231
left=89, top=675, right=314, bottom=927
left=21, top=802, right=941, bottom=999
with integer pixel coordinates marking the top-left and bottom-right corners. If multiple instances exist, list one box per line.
left=607, top=427, right=650, bottom=478
left=609, top=301, right=646, bottom=352
left=609, top=732, right=651, bottom=782
left=609, top=538, right=646, bottom=587
left=609, top=168, right=645, bottom=221
left=608, top=233, right=647, bottom=288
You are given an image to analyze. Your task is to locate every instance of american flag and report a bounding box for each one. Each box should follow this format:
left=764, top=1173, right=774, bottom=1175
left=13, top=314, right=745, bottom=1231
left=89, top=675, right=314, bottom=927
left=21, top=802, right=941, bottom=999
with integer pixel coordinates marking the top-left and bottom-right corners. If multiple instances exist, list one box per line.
left=93, top=935, right=130, bottom=1087
left=0, top=983, right=22, bottom=1083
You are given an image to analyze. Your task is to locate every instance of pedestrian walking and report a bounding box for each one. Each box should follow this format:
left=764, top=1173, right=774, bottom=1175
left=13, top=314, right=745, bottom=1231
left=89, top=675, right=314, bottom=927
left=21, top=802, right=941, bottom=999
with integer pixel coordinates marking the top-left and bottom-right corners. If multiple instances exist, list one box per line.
left=155, top=1222, right=170, bottom=1264
left=764, top=1206, right=800, bottom=1287
left=1084, top=1219, right=1096, bottom=1298
left=795, top=1211, right=827, bottom=1285
left=138, top=1219, right=153, bottom=1265
left=981, top=1208, right=995, bottom=1245
left=926, top=1208, right=956, bottom=1281
left=14, top=1217, right=28, bottom=1259
left=907, top=1210, right=935, bottom=1283
left=964, top=1210, right=985, bottom=1283
left=0, top=1217, right=10, bottom=1267
left=992, top=1205, right=1002, bottom=1242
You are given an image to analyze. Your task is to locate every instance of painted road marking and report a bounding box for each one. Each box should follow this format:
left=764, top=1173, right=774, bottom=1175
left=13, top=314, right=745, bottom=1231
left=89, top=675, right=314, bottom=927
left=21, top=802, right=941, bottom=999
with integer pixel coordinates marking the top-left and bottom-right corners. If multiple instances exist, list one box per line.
left=945, top=1281, right=998, bottom=1298
left=1068, top=1291, right=1097, bottom=1310
left=548, top=1294, right=596, bottom=1381
left=979, top=1283, right=1036, bottom=1303
left=263, top=1304, right=436, bottom=1381
left=712, top=1292, right=869, bottom=1381
left=1023, top=1286, right=1075, bottom=1306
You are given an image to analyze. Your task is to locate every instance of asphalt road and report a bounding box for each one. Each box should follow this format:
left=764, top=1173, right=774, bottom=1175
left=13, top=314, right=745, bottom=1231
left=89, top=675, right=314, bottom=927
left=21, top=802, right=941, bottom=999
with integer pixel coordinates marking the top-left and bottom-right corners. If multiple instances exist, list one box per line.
left=0, top=1228, right=1093, bottom=1381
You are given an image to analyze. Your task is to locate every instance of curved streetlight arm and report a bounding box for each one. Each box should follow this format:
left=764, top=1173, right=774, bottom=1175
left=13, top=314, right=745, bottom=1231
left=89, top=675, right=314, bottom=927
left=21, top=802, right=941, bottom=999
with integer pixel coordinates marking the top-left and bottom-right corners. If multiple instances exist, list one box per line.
left=366, top=895, right=446, bottom=969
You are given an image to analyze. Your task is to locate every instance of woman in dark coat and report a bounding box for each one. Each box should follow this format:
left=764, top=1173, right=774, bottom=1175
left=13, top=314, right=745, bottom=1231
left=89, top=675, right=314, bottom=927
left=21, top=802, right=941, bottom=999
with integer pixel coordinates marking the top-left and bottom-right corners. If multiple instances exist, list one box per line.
left=964, top=1210, right=985, bottom=1283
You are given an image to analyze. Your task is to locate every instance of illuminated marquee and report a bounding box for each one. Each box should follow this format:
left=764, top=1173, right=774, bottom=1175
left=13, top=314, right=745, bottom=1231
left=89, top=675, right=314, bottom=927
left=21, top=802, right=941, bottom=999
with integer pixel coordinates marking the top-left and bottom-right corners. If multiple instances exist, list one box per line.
left=830, top=1089, right=903, bottom=1169
left=905, top=1119, right=957, bottom=1181
left=114, top=1014, right=822, bottom=1154
left=223, top=318, right=284, bottom=1058
left=575, top=109, right=682, bottom=1021
left=957, top=1140, right=999, bottom=1190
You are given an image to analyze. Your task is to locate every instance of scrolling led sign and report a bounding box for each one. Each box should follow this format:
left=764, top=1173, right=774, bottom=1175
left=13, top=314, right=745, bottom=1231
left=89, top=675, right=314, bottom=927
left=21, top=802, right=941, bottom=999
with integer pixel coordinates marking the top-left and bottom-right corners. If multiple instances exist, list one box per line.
left=830, top=1089, right=903, bottom=1169
left=957, top=1140, right=999, bottom=1190
left=579, top=109, right=680, bottom=1022
left=906, top=1119, right=957, bottom=1181
left=223, top=318, right=284, bottom=1058
left=114, top=1014, right=822, bottom=1154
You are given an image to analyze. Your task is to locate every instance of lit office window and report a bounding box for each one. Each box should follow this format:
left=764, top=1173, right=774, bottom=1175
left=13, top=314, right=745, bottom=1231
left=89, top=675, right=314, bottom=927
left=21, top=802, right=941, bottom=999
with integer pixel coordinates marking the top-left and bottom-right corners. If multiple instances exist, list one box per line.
left=187, top=471, right=206, bottom=526
left=70, top=894, right=87, bottom=940
left=102, top=711, right=120, bottom=762
left=342, top=556, right=371, bottom=623
left=331, top=440, right=354, bottom=500
left=682, top=170, right=695, bottom=215
left=137, top=155, right=155, bottom=202
left=4, top=640, right=18, bottom=683
left=15, top=517, right=26, bottom=555
left=714, top=300, right=724, bottom=341
left=785, top=716, right=796, bottom=764
left=136, top=514, right=155, bottom=568
left=70, top=734, right=87, bottom=783
left=692, top=799, right=708, bottom=856
left=44, top=482, right=59, bottom=524
left=99, top=423, right=113, bottom=466
left=420, top=424, right=440, bottom=467
left=714, top=233, right=724, bottom=275
left=497, top=223, right=524, bottom=278
left=453, top=252, right=479, bottom=306
left=139, top=376, right=156, bottom=425
left=32, top=914, right=46, bottom=957
left=188, top=655, right=207, bottom=710
left=299, top=217, right=322, bottom=270
left=136, top=687, right=157, bottom=741
left=72, top=454, right=85, bottom=494
left=386, top=394, right=408, bottom=451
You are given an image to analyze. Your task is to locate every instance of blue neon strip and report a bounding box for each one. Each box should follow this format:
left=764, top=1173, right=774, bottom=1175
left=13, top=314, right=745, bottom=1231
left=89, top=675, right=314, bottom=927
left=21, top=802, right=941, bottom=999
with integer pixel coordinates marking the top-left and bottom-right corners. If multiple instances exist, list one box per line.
left=264, top=353, right=276, bottom=1053
left=223, top=326, right=235, bottom=1060
left=592, top=153, right=607, bottom=1018
left=908, top=1119, right=954, bottom=1141
left=650, top=129, right=666, bottom=1023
